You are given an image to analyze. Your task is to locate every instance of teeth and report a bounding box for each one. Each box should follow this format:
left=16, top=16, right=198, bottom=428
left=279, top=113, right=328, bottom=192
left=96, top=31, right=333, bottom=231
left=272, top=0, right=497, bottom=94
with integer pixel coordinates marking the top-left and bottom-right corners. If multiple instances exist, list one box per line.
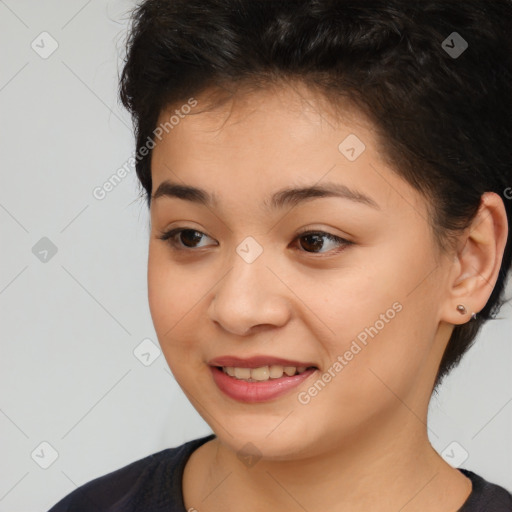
left=222, top=365, right=311, bottom=382
left=284, top=366, right=296, bottom=376
left=234, top=367, right=251, bottom=380
left=251, top=366, right=270, bottom=381
left=269, top=365, right=284, bottom=378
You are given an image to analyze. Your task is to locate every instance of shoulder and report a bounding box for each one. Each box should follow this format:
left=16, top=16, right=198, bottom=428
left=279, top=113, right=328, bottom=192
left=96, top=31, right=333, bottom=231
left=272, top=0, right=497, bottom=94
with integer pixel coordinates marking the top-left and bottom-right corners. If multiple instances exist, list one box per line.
left=458, top=468, right=512, bottom=512
left=46, top=434, right=215, bottom=512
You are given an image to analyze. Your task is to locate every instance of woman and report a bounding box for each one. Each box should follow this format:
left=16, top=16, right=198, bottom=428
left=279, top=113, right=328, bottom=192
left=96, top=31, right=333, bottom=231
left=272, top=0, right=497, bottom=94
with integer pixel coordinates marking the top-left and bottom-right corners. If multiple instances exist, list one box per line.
left=48, top=0, right=512, bottom=510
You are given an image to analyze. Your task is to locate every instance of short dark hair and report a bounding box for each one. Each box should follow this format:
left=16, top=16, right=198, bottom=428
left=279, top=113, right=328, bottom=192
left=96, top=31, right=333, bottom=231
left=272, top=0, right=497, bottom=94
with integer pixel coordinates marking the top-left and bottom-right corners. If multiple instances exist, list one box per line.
left=119, top=0, right=512, bottom=391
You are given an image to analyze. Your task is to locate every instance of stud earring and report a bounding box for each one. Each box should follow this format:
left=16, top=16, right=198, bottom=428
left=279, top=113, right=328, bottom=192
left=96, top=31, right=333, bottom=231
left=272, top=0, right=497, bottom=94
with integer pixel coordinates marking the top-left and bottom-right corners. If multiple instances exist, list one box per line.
left=456, top=304, right=467, bottom=315
left=457, top=304, right=477, bottom=321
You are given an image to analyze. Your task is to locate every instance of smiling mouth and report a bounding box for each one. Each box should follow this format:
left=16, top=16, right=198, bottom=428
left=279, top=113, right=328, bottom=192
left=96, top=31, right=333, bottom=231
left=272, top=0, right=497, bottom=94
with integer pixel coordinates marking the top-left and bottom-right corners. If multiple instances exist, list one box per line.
left=217, top=365, right=317, bottom=382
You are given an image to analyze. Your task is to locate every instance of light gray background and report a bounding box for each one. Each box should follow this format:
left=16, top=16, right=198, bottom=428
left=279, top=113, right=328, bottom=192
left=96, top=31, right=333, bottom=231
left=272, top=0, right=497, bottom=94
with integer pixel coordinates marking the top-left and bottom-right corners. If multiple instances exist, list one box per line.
left=0, top=2, right=511, bottom=511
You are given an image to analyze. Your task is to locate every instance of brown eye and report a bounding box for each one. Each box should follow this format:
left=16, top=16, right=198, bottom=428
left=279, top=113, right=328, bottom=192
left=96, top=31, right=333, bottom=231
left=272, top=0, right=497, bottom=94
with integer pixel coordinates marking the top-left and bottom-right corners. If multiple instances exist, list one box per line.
left=294, top=230, right=351, bottom=255
left=157, top=227, right=352, bottom=256
left=158, top=228, right=216, bottom=250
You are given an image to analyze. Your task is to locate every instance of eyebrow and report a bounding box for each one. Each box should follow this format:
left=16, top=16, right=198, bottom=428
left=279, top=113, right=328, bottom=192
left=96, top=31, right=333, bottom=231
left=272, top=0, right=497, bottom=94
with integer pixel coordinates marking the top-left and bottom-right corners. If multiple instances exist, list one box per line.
left=151, top=180, right=380, bottom=211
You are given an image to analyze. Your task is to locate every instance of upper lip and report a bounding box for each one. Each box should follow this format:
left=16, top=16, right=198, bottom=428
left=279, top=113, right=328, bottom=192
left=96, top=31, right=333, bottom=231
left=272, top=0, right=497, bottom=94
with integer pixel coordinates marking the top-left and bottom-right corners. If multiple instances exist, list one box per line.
left=209, top=355, right=318, bottom=369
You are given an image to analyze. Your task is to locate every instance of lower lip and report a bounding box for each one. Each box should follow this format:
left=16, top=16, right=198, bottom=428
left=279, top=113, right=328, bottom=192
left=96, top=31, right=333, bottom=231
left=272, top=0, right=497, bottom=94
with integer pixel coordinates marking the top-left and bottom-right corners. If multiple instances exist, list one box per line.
left=210, top=366, right=317, bottom=403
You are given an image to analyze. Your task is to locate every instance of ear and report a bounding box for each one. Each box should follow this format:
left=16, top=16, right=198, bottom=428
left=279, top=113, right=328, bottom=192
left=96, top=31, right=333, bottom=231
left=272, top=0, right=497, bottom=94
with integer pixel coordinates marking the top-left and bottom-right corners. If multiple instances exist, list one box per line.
left=441, top=192, right=509, bottom=325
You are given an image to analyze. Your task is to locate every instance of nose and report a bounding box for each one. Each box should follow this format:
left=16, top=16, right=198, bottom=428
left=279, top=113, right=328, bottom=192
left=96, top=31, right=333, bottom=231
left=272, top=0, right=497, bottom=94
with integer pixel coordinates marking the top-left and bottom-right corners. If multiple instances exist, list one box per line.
left=207, top=249, right=292, bottom=336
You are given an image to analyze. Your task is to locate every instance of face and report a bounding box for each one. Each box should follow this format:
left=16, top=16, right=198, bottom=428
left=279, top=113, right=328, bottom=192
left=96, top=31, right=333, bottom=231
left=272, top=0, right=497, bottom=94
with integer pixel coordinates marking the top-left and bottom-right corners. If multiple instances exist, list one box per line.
left=148, top=83, right=453, bottom=460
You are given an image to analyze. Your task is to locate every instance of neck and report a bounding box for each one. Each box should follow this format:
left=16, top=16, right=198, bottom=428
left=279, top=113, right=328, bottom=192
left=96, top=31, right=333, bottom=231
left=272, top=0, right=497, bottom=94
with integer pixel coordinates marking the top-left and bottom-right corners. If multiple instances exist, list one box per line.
left=183, top=408, right=472, bottom=512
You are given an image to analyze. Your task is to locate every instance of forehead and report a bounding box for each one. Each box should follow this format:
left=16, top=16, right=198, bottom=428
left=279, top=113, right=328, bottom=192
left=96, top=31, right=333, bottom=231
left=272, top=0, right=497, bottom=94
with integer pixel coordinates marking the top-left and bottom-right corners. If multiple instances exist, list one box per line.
left=156, top=81, right=366, bottom=141
left=149, top=83, right=428, bottom=223
left=151, top=83, right=371, bottom=178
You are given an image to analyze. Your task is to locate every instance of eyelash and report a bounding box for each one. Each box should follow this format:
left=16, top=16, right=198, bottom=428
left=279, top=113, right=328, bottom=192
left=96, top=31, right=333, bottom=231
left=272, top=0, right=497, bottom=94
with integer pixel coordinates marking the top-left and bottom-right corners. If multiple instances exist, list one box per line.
left=157, top=227, right=352, bottom=256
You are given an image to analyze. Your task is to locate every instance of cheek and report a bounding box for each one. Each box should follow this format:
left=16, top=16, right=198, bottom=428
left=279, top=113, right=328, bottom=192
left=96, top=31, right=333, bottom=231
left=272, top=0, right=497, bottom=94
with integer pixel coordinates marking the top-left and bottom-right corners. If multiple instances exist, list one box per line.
left=147, top=247, right=170, bottom=328
left=147, top=245, right=194, bottom=339
left=305, top=307, right=426, bottom=436
left=147, top=244, right=211, bottom=376
left=311, top=250, right=437, bottom=394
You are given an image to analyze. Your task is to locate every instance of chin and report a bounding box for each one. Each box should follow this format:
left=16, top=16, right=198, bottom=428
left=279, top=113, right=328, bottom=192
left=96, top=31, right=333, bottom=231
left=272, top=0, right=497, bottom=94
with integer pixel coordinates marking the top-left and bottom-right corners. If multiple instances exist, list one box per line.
left=210, top=416, right=319, bottom=462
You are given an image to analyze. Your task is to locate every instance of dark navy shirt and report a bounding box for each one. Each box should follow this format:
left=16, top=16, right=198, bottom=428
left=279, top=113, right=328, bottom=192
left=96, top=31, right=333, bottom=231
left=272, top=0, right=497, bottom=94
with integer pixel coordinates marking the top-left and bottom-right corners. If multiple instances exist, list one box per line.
left=47, top=434, right=512, bottom=511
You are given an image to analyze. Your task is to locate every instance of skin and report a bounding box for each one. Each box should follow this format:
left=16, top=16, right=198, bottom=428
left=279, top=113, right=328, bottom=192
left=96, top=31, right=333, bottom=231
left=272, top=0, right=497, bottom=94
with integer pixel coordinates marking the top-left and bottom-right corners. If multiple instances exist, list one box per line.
left=147, top=81, right=508, bottom=512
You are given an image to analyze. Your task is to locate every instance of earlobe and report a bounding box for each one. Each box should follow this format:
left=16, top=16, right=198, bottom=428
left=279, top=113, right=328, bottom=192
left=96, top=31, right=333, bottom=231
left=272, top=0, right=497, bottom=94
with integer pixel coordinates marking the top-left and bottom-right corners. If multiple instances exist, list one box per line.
left=441, top=192, right=508, bottom=326
left=455, top=303, right=478, bottom=322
